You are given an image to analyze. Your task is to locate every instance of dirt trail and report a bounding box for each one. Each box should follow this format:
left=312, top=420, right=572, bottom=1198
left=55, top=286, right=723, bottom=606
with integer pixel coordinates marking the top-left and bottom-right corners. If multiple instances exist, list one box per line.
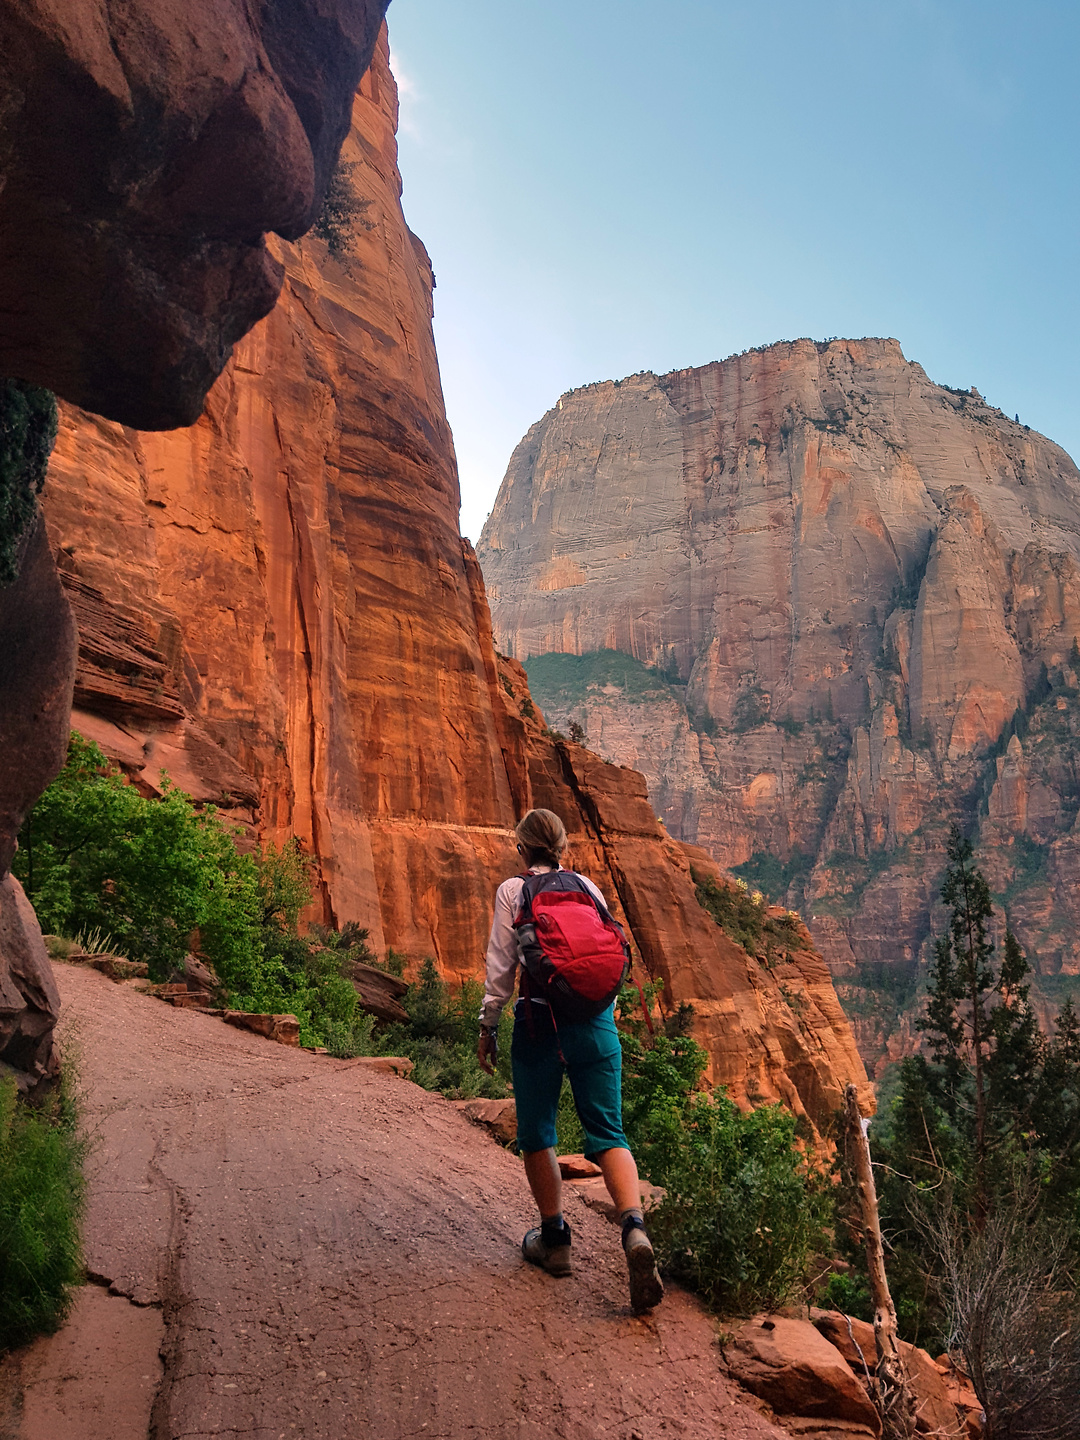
left=46, top=963, right=786, bottom=1440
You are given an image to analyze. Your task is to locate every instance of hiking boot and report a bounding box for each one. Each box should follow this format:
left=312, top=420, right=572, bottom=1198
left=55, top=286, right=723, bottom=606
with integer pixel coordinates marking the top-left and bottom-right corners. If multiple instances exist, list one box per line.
left=623, top=1226, right=664, bottom=1313
left=522, top=1223, right=572, bottom=1277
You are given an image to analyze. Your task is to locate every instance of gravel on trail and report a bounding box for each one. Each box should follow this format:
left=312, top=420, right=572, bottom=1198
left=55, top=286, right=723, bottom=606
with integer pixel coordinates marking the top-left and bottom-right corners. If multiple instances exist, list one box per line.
left=47, top=962, right=787, bottom=1440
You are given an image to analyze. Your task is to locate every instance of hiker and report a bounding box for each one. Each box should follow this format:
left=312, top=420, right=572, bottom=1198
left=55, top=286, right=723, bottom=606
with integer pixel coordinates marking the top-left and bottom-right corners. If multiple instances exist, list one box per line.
left=477, top=807, right=664, bottom=1314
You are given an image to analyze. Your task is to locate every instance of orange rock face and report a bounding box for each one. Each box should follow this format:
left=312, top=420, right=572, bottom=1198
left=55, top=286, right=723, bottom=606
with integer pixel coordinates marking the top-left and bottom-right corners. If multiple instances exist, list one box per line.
left=40, top=33, right=868, bottom=1121
left=479, top=344, right=1080, bottom=1067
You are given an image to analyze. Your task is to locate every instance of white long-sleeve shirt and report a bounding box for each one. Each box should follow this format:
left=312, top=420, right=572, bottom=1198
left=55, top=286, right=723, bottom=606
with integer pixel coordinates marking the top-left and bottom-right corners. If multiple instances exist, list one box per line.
left=478, top=865, right=607, bottom=1028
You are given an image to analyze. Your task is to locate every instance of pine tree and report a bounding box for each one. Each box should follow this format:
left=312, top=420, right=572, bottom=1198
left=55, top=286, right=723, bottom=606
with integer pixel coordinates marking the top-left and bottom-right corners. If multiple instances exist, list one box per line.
left=918, top=826, right=997, bottom=1219
left=1034, top=994, right=1080, bottom=1195
left=986, top=929, right=1043, bottom=1139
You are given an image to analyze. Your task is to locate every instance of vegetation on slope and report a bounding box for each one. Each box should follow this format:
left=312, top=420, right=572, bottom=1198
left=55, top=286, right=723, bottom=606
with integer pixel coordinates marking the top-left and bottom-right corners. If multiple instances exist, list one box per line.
left=524, top=649, right=679, bottom=708
left=0, top=1068, right=85, bottom=1351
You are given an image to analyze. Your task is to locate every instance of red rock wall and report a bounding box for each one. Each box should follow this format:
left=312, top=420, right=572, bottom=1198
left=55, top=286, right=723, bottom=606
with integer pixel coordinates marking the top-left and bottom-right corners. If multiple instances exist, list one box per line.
left=41, top=30, right=869, bottom=1125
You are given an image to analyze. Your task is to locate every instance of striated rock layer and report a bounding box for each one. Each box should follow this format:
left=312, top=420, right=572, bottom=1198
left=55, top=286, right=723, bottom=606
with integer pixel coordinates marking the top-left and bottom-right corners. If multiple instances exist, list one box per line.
left=479, top=341, right=1080, bottom=1070
left=40, top=39, right=869, bottom=1125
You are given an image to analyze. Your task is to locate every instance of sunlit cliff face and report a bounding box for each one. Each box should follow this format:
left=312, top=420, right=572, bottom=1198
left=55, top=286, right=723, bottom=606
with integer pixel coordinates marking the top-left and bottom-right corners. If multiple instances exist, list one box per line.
left=0, top=0, right=389, bottom=428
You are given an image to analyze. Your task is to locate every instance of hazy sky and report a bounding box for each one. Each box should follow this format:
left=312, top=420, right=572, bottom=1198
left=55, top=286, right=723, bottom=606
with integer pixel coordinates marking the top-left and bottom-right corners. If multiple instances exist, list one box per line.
left=386, top=1, right=1079, bottom=542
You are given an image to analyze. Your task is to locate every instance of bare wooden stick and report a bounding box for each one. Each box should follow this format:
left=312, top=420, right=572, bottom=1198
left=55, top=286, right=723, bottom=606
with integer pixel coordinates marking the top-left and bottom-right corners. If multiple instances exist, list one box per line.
left=844, top=1082, right=918, bottom=1440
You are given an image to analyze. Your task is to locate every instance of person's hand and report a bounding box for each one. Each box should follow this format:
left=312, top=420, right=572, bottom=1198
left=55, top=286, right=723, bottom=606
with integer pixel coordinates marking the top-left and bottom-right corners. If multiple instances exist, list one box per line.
left=478, top=1027, right=498, bottom=1075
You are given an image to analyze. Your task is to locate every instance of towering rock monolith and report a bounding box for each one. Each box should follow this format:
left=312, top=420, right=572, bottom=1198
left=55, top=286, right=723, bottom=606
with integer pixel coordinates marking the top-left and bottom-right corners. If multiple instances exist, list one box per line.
left=478, top=341, right=1080, bottom=1068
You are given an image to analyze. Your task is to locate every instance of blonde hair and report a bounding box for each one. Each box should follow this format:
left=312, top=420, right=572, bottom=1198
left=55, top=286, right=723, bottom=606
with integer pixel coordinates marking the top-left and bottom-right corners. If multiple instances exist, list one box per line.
left=515, top=808, right=567, bottom=867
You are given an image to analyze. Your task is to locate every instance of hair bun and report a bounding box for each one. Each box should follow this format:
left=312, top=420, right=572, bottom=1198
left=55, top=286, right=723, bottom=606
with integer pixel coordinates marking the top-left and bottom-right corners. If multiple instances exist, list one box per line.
left=515, top=808, right=567, bottom=860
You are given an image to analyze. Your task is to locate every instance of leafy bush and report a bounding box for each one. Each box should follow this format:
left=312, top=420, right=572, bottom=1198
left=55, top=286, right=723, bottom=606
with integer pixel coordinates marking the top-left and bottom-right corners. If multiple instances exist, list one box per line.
left=731, top=849, right=812, bottom=903
left=16, top=734, right=261, bottom=984
left=524, top=649, right=677, bottom=708
left=312, top=160, right=373, bottom=259
left=0, top=1072, right=85, bottom=1351
left=369, top=959, right=515, bottom=1100
left=648, top=1090, right=829, bottom=1313
left=554, top=984, right=828, bottom=1313
left=14, top=736, right=373, bottom=1048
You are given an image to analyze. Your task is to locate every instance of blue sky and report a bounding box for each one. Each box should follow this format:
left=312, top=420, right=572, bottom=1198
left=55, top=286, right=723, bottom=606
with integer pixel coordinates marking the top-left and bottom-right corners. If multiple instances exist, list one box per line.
left=386, top=1, right=1080, bottom=541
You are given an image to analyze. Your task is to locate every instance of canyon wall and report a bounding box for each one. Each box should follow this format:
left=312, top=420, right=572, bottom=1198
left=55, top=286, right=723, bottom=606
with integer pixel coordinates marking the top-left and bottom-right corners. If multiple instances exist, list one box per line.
left=39, top=38, right=869, bottom=1125
left=478, top=340, right=1080, bottom=1068
left=0, top=0, right=388, bottom=1092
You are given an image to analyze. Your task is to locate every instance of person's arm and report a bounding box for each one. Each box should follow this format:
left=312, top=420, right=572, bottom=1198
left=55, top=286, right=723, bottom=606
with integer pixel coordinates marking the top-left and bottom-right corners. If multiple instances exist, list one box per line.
left=477, top=877, right=522, bottom=1074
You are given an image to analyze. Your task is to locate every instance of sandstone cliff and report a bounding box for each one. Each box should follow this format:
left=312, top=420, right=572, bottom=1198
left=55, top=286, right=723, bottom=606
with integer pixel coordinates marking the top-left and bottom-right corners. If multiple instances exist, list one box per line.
left=40, top=41, right=869, bottom=1124
left=0, top=0, right=389, bottom=427
left=478, top=340, right=1080, bottom=1069
left=1, top=0, right=388, bottom=1091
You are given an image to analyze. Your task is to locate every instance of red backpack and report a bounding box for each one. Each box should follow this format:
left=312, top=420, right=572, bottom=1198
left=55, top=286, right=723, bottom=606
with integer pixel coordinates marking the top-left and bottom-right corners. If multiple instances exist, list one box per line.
left=513, top=870, right=630, bottom=1022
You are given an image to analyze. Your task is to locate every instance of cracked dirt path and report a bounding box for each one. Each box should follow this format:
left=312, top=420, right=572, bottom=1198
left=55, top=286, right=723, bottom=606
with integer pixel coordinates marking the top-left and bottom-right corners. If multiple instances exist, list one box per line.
left=55, top=962, right=787, bottom=1440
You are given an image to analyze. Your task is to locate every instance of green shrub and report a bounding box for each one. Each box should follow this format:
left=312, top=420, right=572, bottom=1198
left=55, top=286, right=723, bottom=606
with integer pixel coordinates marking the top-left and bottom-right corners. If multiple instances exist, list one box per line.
left=312, top=161, right=373, bottom=259
left=372, top=959, right=515, bottom=1101
left=648, top=1092, right=829, bottom=1313
left=16, top=734, right=261, bottom=984
left=731, top=849, right=812, bottom=903
left=0, top=1072, right=85, bottom=1351
left=692, top=868, right=806, bottom=963
left=14, top=736, right=372, bottom=1048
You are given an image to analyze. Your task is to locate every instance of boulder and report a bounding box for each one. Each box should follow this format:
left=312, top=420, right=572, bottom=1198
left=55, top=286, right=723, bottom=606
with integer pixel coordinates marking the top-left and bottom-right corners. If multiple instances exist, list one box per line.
left=780, top=1423, right=879, bottom=1440
left=452, top=1097, right=517, bottom=1145
left=349, top=962, right=409, bottom=1025
left=558, top=1153, right=603, bottom=1179
left=723, top=1316, right=881, bottom=1434
left=811, top=1310, right=966, bottom=1437
left=348, top=1056, right=414, bottom=1079
left=565, top=1176, right=665, bottom=1221
left=0, top=874, right=61, bottom=1093
left=223, top=1012, right=300, bottom=1047
left=936, top=1357, right=984, bottom=1439
left=0, top=0, right=391, bottom=427
left=810, top=1311, right=876, bottom=1375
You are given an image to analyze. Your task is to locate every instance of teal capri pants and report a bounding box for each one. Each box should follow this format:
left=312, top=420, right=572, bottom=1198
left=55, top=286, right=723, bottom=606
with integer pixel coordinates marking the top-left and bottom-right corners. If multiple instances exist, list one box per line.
left=511, top=999, right=629, bottom=1159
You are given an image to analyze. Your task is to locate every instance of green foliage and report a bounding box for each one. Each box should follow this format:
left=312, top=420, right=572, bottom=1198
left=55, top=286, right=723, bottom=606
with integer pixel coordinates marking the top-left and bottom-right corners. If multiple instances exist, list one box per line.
left=557, top=980, right=829, bottom=1313
left=648, top=1091, right=829, bottom=1313
left=335, top=958, right=515, bottom=1101
left=0, top=378, right=58, bottom=583
left=0, top=1071, right=85, bottom=1351
left=524, top=649, right=677, bottom=708
left=731, top=849, right=812, bottom=903
left=733, top=685, right=768, bottom=733
left=13, top=734, right=377, bottom=1048
left=16, top=734, right=262, bottom=984
left=692, top=868, right=806, bottom=963
left=816, top=1269, right=873, bottom=1322
left=312, top=160, right=373, bottom=259
left=856, top=828, right=1080, bottom=1349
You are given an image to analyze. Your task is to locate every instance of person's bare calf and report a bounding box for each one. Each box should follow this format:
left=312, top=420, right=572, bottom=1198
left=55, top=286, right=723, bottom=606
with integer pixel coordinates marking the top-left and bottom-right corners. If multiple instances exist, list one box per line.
left=520, top=1147, right=572, bottom=1276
